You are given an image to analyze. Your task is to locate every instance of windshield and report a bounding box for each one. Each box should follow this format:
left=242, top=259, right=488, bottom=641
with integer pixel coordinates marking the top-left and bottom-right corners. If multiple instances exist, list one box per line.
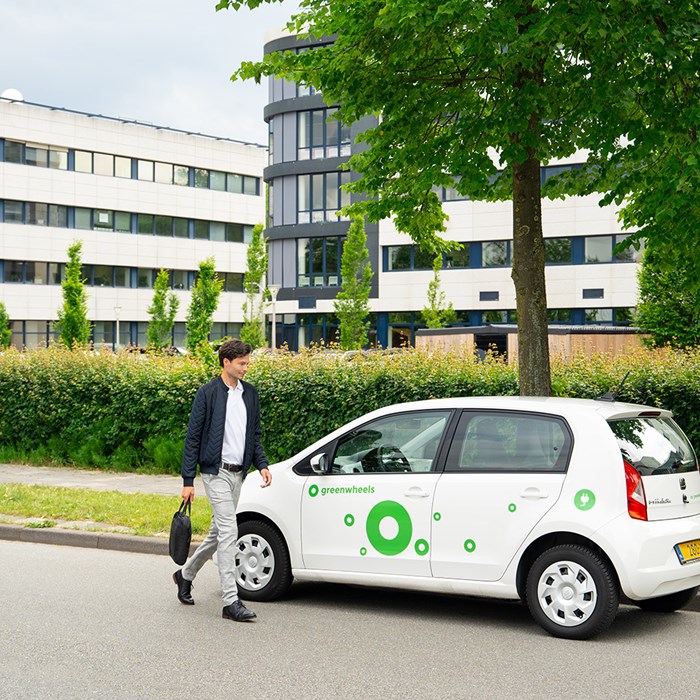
left=608, top=417, right=698, bottom=476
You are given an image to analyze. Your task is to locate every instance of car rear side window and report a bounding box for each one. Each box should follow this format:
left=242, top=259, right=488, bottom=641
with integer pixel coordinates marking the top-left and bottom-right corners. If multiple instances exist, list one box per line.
left=445, top=411, right=572, bottom=472
left=608, top=417, right=698, bottom=476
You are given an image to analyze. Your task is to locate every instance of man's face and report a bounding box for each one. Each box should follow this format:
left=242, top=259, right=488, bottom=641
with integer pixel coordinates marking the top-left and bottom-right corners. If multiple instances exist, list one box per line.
left=222, top=355, right=250, bottom=384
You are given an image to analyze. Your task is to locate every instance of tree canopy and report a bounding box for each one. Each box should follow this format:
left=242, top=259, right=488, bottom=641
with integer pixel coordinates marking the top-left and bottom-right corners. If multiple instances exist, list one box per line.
left=222, top=0, right=700, bottom=393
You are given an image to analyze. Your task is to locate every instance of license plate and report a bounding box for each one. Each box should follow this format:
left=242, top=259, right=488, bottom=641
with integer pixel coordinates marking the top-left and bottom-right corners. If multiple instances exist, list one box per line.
left=675, top=539, right=700, bottom=565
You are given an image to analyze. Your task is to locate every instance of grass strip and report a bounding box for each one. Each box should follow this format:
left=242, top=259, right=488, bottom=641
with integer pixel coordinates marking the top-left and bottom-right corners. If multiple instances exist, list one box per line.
left=0, top=483, right=211, bottom=538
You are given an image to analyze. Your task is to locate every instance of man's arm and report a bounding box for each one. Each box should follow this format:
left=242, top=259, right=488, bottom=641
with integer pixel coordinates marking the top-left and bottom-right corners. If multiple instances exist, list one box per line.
left=181, top=388, right=207, bottom=498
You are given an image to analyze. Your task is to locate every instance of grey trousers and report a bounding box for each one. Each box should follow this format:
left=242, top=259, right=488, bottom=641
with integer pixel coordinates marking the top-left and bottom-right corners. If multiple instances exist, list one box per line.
left=181, top=469, right=243, bottom=605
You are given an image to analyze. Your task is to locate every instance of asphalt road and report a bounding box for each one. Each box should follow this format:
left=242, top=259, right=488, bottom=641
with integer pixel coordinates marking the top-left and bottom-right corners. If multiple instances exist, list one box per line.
left=2, top=540, right=699, bottom=700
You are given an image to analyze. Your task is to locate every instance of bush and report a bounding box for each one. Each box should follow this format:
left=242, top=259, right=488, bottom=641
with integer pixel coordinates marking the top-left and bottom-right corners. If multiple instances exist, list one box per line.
left=0, top=344, right=699, bottom=472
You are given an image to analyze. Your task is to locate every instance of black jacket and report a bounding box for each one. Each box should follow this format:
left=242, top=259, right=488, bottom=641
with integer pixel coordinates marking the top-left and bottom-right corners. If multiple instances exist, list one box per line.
left=181, top=376, right=268, bottom=487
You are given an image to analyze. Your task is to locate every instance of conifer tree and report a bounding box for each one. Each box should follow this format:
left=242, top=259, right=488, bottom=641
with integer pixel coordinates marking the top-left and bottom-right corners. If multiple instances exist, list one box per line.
left=56, top=240, right=91, bottom=346
left=334, top=217, right=373, bottom=350
left=147, top=269, right=180, bottom=350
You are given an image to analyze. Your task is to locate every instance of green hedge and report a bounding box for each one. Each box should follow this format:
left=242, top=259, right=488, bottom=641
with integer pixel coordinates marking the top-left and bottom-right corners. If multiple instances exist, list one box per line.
left=0, top=344, right=698, bottom=472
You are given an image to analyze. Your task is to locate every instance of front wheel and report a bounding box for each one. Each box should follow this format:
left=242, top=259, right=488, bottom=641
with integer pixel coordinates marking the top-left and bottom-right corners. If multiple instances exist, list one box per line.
left=526, top=544, right=619, bottom=640
left=634, top=586, right=699, bottom=613
left=235, top=519, right=293, bottom=602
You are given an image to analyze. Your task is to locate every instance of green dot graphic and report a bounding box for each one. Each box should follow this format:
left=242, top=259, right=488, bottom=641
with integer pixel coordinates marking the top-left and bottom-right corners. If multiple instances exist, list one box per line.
left=360, top=547, right=367, bottom=556
left=365, top=500, right=413, bottom=556
left=464, top=539, right=476, bottom=553
left=344, top=514, right=355, bottom=527
left=508, top=503, right=517, bottom=513
left=575, top=489, right=596, bottom=511
left=415, top=539, right=429, bottom=556
left=308, top=484, right=319, bottom=497
left=433, top=512, right=442, bottom=521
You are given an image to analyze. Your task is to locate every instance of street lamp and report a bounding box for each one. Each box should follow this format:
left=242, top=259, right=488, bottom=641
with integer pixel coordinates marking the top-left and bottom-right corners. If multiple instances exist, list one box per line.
left=114, top=306, right=121, bottom=350
left=268, top=285, right=280, bottom=350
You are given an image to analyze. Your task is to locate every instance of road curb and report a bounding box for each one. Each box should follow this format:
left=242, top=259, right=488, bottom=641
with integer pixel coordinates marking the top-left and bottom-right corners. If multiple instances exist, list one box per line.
left=0, top=522, right=198, bottom=557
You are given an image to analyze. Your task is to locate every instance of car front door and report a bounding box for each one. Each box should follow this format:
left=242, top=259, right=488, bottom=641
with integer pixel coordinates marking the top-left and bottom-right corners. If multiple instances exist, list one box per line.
left=430, top=410, right=571, bottom=582
left=301, top=409, right=454, bottom=576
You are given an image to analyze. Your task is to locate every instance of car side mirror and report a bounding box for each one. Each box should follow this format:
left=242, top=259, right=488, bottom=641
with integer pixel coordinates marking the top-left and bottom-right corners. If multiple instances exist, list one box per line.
left=310, top=453, right=329, bottom=474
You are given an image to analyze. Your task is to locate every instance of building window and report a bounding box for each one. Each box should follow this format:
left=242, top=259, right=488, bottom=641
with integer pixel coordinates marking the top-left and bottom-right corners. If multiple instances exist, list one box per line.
left=297, top=172, right=351, bottom=224
left=3, top=200, right=23, bottom=222
left=585, top=308, right=614, bottom=324
left=155, top=162, right=174, bottom=184
left=137, top=160, right=154, bottom=181
left=544, top=237, right=573, bottom=264
left=445, top=244, right=470, bottom=268
left=94, top=152, right=114, bottom=176
left=4, top=140, right=23, bottom=163
left=297, top=237, right=343, bottom=288
left=115, top=156, right=131, bottom=178
left=297, top=107, right=351, bottom=161
left=482, top=241, right=509, bottom=267
left=74, top=150, right=92, bottom=173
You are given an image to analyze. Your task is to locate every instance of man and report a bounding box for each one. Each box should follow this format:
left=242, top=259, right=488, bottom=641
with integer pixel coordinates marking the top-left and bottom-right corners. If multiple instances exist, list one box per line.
left=173, top=338, right=272, bottom=622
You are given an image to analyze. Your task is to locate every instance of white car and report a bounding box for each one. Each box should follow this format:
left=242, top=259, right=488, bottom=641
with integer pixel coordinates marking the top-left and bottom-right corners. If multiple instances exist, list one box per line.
left=234, top=396, right=700, bottom=639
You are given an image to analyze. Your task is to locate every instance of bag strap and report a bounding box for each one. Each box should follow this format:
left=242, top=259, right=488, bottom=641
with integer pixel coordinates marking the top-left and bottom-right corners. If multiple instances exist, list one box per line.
left=178, top=499, right=191, bottom=516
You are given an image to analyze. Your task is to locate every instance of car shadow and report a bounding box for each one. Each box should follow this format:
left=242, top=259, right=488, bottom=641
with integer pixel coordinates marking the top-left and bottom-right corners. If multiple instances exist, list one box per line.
left=274, top=581, right=696, bottom=639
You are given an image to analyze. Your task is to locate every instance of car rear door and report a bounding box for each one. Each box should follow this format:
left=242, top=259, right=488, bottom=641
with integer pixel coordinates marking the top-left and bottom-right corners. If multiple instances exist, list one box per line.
left=608, top=415, right=700, bottom=522
left=430, top=410, right=572, bottom=582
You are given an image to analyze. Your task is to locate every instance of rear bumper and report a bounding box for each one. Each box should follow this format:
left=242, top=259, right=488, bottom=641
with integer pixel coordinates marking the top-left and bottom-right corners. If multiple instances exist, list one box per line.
left=596, top=513, right=700, bottom=599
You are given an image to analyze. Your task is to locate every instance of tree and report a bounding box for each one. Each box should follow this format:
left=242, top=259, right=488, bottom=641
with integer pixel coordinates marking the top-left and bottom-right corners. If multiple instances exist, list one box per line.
left=240, top=223, right=268, bottom=348
left=185, top=257, right=222, bottom=355
left=636, top=249, right=700, bottom=349
left=421, top=255, right=457, bottom=329
left=225, top=0, right=700, bottom=395
left=56, top=240, right=91, bottom=346
left=0, top=302, right=11, bottom=349
left=333, top=216, right=373, bottom=350
left=147, top=269, right=180, bottom=350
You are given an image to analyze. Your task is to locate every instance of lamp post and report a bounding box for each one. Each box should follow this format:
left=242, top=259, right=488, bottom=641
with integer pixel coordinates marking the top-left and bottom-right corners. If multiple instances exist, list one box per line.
left=114, top=306, right=121, bottom=350
left=268, top=285, right=280, bottom=350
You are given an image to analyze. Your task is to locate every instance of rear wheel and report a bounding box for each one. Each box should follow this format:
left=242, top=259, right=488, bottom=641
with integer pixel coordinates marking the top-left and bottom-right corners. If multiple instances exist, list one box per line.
left=634, top=586, right=699, bottom=613
left=235, top=520, right=293, bottom=602
left=526, top=544, right=619, bottom=640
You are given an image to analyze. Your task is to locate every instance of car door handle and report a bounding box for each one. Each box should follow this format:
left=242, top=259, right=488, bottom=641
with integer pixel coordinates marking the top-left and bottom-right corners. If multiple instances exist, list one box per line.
left=404, top=487, right=430, bottom=499
left=519, top=487, right=549, bottom=500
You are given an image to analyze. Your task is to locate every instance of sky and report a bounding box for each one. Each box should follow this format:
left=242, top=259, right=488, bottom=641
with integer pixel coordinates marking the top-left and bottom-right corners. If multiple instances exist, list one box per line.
left=0, top=0, right=299, bottom=145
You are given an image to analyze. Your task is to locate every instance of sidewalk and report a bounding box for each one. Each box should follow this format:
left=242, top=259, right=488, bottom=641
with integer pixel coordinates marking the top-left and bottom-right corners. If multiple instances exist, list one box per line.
left=0, top=463, right=201, bottom=557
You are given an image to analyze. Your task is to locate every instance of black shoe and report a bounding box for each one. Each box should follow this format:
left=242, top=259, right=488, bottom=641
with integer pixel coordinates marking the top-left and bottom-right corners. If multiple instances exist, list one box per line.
left=173, top=570, right=194, bottom=605
left=222, top=600, right=256, bottom=622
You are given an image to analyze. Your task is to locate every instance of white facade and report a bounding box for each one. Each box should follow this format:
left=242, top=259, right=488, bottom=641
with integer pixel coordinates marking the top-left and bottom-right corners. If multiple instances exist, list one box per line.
left=0, top=97, right=266, bottom=348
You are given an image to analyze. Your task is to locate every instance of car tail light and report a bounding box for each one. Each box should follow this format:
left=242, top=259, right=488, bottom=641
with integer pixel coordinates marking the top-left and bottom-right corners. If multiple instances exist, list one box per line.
left=624, top=460, right=647, bottom=521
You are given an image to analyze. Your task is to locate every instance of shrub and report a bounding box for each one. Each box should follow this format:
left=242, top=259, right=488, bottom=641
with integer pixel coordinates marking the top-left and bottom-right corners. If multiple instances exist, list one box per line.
left=0, top=344, right=699, bottom=472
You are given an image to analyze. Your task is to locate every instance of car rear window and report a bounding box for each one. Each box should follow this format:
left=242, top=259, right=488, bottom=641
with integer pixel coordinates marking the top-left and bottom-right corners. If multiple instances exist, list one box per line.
left=608, top=417, right=698, bottom=476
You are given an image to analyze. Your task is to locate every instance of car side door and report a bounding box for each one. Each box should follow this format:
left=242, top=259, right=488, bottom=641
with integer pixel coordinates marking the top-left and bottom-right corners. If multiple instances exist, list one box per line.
left=300, top=409, right=455, bottom=576
left=430, top=410, right=572, bottom=582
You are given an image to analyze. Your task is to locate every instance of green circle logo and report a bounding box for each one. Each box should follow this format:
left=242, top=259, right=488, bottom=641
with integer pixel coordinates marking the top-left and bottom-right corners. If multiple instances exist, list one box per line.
left=464, top=539, right=476, bottom=553
left=508, top=503, right=517, bottom=513
left=308, top=484, right=319, bottom=497
left=344, top=514, right=355, bottom=527
left=360, top=547, right=367, bottom=556
left=575, top=489, right=596, bottom=511
left=433, top=512, right=442, bottom=521
left=415, top=539, right=429, bottom=556
left=365, top=500, right=413, bottom=556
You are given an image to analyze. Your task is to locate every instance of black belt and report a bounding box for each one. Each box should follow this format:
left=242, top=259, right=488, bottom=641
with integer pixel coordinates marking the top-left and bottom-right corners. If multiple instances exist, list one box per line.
left=221, top=462, right=244, bottom=472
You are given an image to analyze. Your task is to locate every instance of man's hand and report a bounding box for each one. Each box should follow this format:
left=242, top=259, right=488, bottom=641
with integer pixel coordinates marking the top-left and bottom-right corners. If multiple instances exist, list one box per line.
left=259, top=468, right=272, bottom=488
left=182, top=486, right=195, bottom=503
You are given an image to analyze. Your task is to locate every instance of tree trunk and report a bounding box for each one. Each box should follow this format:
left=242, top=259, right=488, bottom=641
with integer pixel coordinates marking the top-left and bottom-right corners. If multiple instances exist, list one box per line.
left=511, top=155, right=551, bottom=396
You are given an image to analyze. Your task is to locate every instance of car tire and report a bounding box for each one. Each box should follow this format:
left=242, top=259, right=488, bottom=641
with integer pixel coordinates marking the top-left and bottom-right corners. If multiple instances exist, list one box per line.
left=634, top=586, right=699, bottom=613
left=235, top=519, right=293, bottom=602
left=526, top=544, right=619, bottom=640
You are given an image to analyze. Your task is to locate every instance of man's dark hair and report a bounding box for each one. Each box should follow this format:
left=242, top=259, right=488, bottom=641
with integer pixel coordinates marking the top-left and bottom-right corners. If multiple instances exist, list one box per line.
left=218, top=339, right=253, bottom=366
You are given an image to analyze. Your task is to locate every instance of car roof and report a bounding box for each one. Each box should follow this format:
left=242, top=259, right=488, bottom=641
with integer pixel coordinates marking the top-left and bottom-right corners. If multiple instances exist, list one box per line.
left=368, top=396, right=673, bottom=422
